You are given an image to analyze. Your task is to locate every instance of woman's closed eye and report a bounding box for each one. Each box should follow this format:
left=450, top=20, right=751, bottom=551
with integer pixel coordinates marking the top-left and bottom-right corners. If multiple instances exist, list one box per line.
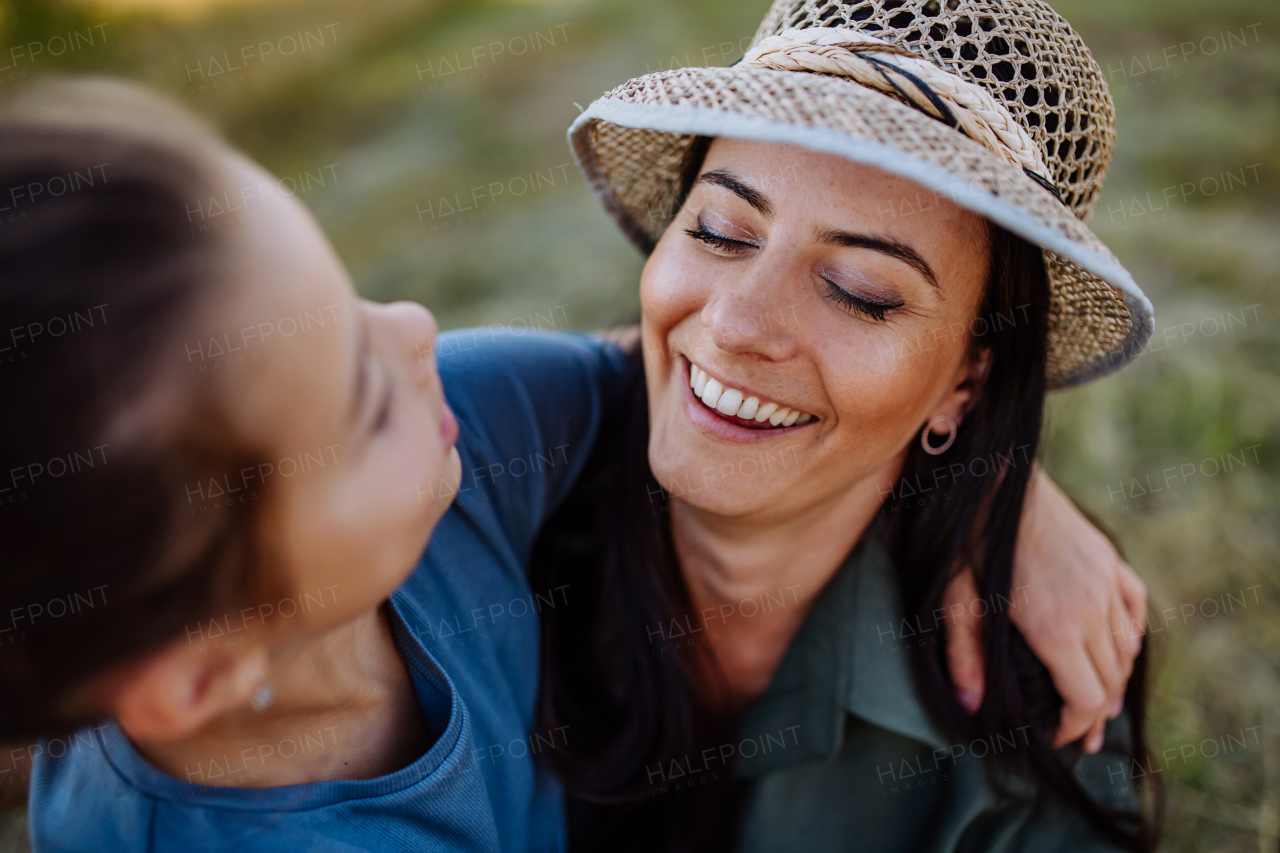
left=684, top=213, right=903, bottom=323
left=684, top=215, right=759, bottom=257
left=819, top=275, right=904, bottom=323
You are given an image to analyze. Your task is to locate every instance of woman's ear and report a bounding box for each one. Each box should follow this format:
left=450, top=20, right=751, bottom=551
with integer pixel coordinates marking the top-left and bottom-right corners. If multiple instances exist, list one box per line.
left=108, top=640, right=270, bottom=742
left=931, top=346, right=992, bottom=426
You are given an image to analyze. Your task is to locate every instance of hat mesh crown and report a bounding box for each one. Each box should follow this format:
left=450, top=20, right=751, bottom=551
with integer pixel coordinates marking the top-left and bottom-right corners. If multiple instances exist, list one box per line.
left=755, top=0, right=1116, bottom=222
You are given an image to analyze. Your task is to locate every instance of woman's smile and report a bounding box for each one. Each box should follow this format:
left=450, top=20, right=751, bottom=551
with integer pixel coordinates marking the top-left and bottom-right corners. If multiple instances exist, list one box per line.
left=680, top=355, right=817, bottom=442
left=687, top=357, right=816, bottom=427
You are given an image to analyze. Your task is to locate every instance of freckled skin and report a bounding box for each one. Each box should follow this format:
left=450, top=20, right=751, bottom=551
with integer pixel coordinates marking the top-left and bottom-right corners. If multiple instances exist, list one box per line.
left=641, top=138, right=991, bottom=524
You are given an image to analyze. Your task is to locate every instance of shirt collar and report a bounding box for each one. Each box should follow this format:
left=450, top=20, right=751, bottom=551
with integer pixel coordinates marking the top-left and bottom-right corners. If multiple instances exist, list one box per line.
left=737, top=523, right=948, bottom=778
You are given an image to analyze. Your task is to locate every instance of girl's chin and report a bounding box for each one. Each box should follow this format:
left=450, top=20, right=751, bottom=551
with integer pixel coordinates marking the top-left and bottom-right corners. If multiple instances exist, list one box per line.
left=418, top=446, right=464, bottom=524
left=439, top=446, right=462, bottom=505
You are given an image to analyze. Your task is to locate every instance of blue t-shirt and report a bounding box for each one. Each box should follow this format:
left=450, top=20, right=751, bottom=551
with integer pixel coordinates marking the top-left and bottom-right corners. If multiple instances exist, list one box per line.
left=28, top=330, right=628, bottom=853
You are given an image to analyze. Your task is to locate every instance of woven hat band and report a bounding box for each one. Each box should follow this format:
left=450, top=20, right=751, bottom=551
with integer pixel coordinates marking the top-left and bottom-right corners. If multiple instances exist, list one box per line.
left=741, top=28, right=1052, bottom=184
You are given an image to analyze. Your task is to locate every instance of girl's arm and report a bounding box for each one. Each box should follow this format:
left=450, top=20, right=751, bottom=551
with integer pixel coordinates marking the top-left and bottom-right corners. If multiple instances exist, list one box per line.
left=945, top=465, right=1146, bottom=753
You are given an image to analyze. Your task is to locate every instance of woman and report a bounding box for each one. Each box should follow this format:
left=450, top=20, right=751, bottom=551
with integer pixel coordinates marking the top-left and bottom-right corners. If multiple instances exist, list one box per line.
left=4, top=70, right=1133, bottom=853
left=535, top=0, right=1155, bottom=850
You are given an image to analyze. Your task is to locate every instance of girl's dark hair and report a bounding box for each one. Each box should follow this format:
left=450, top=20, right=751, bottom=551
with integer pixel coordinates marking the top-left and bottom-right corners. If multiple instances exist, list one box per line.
left=531, top=143, right=1154, bottom=851
left=0, top=79, right=268, bottom=742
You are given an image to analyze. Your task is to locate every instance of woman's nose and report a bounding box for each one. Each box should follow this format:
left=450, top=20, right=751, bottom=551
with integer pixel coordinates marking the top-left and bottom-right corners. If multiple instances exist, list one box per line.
left=700, top=268, right=799, bottom=361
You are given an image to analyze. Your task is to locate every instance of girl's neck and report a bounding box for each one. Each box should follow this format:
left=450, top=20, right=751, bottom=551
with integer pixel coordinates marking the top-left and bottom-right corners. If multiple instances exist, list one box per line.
left=670, top=479, right=885, bottom=706
left=134, top=604, right=432, bottom=788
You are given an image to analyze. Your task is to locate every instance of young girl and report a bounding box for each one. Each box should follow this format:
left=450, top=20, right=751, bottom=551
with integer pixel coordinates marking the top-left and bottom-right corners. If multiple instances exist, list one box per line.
left=1, top=77, right=1140, bottom=852
left=2, top=77, right=626, bottom=852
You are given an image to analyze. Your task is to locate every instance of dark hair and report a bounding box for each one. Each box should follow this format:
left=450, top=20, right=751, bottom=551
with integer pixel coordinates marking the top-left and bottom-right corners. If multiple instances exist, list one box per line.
left=532, top=348, right=745, bottom=853
left=884, top=225, right=1154, bottom=851
left=532, top=147, right=1154, bottom=851
left=0, top=79, right=269, bottom=742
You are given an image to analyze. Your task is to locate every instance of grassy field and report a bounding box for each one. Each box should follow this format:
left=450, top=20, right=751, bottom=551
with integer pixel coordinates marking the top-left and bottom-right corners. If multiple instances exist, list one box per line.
left=0, top=0, right=1276, bottom=849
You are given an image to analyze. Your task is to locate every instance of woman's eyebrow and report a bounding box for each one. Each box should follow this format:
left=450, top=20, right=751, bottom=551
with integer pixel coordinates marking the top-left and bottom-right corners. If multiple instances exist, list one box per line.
left=815, top=227, right=940, bottom=290
left=695, top=169, right=775, bottom=218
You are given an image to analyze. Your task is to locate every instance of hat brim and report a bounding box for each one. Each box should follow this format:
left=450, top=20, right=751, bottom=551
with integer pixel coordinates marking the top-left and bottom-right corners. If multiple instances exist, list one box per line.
left=569, top=66, right=1153, bottom=389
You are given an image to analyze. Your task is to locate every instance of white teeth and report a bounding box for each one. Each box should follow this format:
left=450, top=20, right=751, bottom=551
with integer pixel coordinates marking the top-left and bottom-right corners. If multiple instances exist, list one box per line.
left=716, top=388, right=744, bottom=416
left=687, top=359, right=814, bottom=427
left=702, top=378, right=724, bottom=409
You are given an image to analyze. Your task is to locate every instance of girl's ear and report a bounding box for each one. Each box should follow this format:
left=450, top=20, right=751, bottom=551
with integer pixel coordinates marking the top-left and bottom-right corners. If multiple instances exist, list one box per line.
left=108, top=640, right=269, bottom=742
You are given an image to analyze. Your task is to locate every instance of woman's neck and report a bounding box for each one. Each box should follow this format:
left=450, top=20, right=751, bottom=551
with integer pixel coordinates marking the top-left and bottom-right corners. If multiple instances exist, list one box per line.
left=671, top=480, right=884, bottom=707
left=133, top=604, right=432, bottom=788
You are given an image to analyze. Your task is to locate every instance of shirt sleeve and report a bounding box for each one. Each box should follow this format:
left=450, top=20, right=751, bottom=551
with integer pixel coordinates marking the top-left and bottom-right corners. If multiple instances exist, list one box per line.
left=954, top=719, right=1141, bottom=853
left=435, top=327, right=631, bottom=564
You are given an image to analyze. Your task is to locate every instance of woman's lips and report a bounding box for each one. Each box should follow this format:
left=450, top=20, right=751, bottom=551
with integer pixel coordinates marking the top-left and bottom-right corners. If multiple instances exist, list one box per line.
left=679, top=358, right=816, bottom=444
left=686, top=358, right=815, bottom=426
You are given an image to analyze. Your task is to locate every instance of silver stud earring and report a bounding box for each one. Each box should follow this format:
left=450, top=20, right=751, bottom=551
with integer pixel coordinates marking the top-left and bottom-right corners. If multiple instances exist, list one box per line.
left=250, top=681, right=275, bottom=712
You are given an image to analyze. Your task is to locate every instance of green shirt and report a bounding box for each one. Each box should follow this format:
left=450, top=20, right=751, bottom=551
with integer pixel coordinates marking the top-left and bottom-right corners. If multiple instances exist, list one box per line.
left=735, top=528, right=1137, bottom=852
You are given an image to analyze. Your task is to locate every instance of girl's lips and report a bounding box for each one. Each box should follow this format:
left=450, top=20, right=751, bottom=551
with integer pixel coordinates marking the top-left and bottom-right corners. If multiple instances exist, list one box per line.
left=440, top=404, right=458, bottom=446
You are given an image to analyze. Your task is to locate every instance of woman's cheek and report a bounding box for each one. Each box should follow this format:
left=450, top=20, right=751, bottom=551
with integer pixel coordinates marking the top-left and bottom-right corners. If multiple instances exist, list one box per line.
left=854, top=321, right=922, bottom=377
left=825, top=342, right=932, bottom=437
left=641, top=242, right=712, bottom=330
left=830, top=332, right=916, bottom=406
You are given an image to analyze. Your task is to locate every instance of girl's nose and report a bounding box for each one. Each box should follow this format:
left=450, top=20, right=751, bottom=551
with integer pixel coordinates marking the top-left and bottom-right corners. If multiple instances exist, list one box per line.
left=366, top=300, right=440, bottom=388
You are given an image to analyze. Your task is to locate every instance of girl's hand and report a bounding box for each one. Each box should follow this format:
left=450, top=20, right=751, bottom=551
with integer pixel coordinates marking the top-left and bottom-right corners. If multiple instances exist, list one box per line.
left=945, top=465, right=1146, bottom=753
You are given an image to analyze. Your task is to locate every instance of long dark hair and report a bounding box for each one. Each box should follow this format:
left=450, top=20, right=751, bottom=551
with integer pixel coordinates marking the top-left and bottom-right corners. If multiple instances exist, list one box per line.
left=884, top=225, right=1154, bottom=851
left=532, top=155, right=1154, bottom=851
left=0, top=79, right=270, bottom=742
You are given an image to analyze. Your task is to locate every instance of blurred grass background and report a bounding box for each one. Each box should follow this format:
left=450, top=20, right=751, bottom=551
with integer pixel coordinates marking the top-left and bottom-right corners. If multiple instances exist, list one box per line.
left=0, top=0, right=1276, bottom=849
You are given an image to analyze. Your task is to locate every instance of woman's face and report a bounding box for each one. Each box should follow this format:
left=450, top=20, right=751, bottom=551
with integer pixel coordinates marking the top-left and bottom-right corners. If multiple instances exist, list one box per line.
left=169, top=152, right=462, bottom=644
left=640, top=138, right=990, bottom=521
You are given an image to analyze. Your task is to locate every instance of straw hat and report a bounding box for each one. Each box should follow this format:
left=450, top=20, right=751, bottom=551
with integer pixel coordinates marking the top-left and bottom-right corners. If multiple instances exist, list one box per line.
left=569, top=0, right=1154, bottom=388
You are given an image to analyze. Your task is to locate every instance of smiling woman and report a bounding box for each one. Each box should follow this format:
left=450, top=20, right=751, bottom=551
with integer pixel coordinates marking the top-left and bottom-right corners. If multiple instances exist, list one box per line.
left=535, top=142, right=1148, bottom=853
left=534, top=0, right=1157, bottom=851
left=646, top=143, right=994, bottom=483
left=644, top=138, right=1054, bottom=708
